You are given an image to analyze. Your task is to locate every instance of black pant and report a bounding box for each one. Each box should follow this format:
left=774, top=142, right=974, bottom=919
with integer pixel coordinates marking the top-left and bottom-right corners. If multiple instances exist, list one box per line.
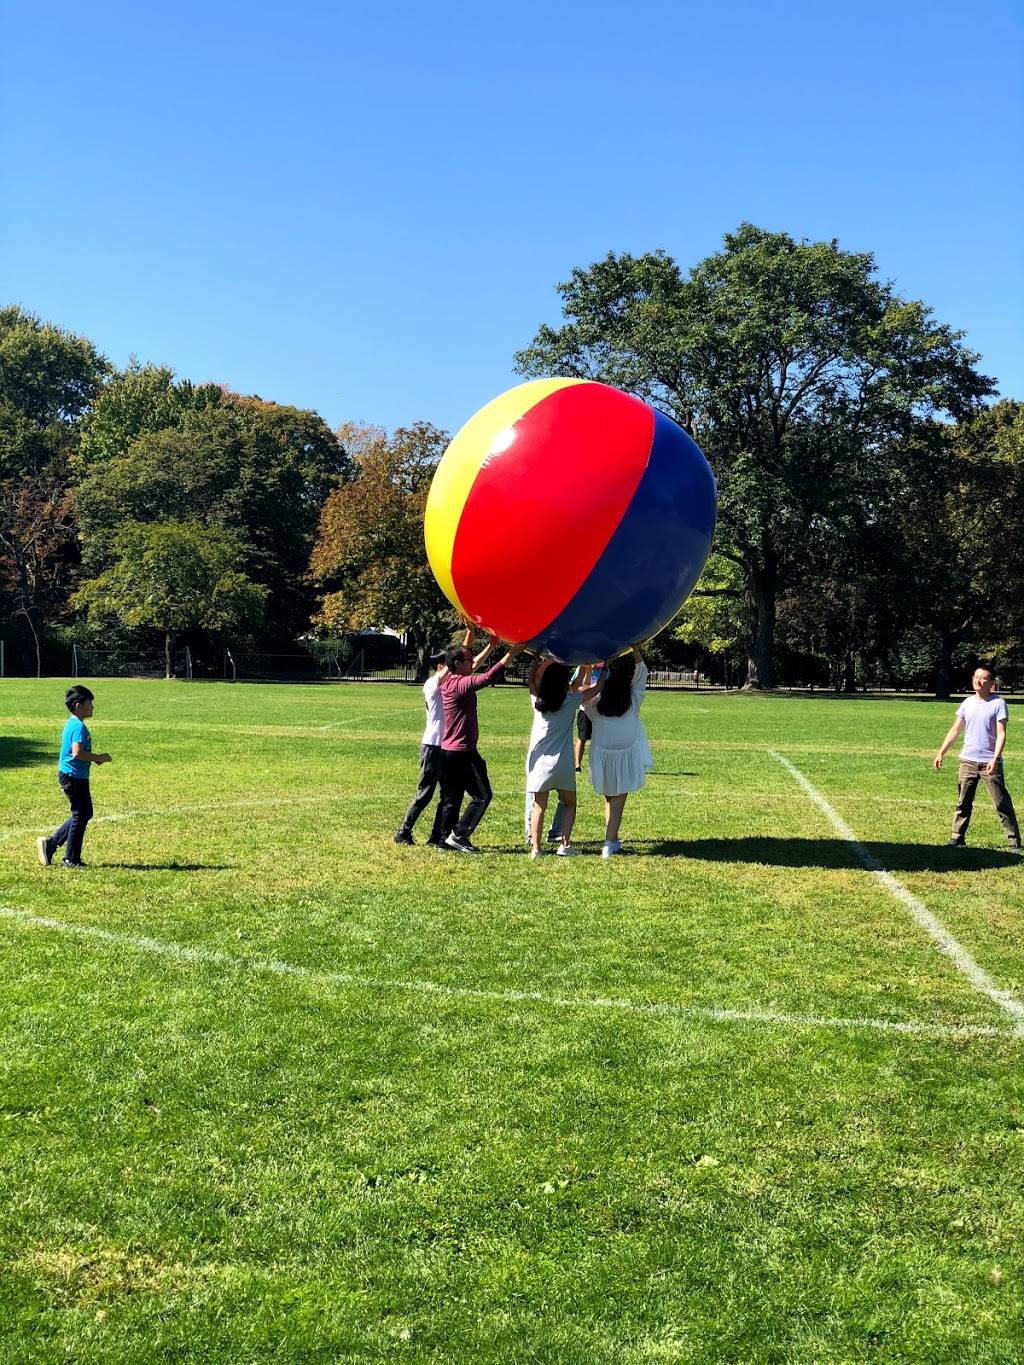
left=398, top=744, right=445, bottom=843
left=439, top=749, right=492, bottom=841
left=52, top=774, right=93, bottom=863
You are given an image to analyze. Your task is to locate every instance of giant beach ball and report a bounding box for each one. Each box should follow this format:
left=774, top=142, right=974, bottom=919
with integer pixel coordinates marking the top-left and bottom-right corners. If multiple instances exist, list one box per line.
left=424, top=378, right=716, bottom=665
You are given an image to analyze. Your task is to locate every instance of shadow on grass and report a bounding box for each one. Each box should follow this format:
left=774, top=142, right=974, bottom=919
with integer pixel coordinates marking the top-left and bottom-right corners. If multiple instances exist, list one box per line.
left=99, top=862, right=235, bottom=872
left=639, top=836, right=1020, bottom=873
left=0, top=737, right=53, bottom=769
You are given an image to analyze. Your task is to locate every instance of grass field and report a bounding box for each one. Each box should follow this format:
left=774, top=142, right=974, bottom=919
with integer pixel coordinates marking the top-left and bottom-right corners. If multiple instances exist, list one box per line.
left=2, top=678, right=1024, bottom=1363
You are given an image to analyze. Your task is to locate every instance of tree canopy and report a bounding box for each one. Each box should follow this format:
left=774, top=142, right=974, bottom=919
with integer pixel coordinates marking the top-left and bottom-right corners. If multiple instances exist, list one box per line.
left=516, top=225, right=996, bottom=687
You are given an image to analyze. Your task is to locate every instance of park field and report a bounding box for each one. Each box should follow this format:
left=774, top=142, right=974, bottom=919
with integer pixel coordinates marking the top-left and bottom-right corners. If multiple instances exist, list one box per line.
left=2, top=678, right=1024, bottom=1363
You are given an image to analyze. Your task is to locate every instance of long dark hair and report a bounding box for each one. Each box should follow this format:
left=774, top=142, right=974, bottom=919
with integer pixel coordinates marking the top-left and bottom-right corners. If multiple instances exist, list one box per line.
left=535, top=662, right=571, bottom=714
left=596, top=653, right=636, bottom=717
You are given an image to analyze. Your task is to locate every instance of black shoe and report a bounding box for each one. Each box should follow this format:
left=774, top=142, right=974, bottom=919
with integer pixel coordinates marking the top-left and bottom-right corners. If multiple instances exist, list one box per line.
left=947, top=839, right=965, bottom=848
left=61, top=859, right=87, bottom=870
left=37, top=837, right=54, bottom=867
left=393, top=829, right=415, bottom=845
left=444, top=833, right=480, bottom=854
left=425, top=838, right=445, bottom=849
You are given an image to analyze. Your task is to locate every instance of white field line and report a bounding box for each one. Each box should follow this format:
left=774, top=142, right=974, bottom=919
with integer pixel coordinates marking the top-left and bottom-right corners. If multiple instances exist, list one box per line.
left=0, top=906, right=1013, bottom=1042
left=768, top=750, right=1024, bottom=1031
left=0, top=794, right=382, bottom=843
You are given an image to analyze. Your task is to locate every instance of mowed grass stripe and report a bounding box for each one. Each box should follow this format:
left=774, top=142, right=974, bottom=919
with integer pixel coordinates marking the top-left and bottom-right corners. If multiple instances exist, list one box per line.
left=0, top=906, right=1013, bottom=1042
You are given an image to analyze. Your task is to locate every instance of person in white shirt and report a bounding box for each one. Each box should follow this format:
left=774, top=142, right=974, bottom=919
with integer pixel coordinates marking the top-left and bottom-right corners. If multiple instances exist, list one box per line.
left=393, top=650, right=449, bottom=847
left=933, top=665, right=1021, bottom=851
left=583, top=645, right=653, bottom=857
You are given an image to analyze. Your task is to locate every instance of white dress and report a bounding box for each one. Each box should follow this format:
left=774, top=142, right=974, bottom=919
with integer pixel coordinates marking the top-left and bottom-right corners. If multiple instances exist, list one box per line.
left=525, top=691, right=583, bottom=793
left=585, top=660, right=652, bottom=796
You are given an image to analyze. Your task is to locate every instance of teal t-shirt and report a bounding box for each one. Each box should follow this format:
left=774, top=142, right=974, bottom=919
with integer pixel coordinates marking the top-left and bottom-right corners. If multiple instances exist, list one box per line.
left=59, top=716, right=91, bottom=779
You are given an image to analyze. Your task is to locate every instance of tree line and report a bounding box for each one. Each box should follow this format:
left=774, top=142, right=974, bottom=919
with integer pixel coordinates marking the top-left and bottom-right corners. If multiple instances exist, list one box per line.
left=2, top=224, right=1021, bottom=693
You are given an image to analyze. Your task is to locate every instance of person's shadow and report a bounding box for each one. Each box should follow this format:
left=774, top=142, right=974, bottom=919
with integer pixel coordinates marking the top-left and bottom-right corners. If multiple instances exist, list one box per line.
left=639, top=836, right=1019, bottom=873
left=98, top=862, right=234, bottom=872
left=0, top=737, right=53, bottom=769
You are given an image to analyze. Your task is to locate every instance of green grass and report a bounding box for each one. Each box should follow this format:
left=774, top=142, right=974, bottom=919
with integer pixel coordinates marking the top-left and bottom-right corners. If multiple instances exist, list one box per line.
left=2, top=679, right=1024, bottom=1362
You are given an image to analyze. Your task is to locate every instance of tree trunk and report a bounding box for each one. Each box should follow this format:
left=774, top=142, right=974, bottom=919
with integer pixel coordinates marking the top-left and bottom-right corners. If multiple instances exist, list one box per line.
left=165, top=631, right=174, bottom=680
left=744, top=566, right=777, bottom=689
left=934, top=628, right=956, bottom=700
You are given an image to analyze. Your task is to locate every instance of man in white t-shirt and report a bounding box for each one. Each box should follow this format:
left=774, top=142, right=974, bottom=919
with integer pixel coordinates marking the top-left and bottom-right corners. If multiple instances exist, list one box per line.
left=393, top=651, right=449, bottom=847
left=933, top=665, right=1021, bottom=851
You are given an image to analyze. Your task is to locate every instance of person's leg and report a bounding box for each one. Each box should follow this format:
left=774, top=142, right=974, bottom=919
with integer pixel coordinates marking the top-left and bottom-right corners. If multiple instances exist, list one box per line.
left=983, top=762, right=1022, bottom=847
left=438, top=751, right=468, bottom=841
left=574, top=737, right=585, bottom=771
left=605, top=793, right=627, bottom=843
left=530, top=791, right=549, bottom=854
left=558, top=790, right=577, bottom=845
left=547, top=796, right=565, bottom=841
left=64, top=778, right=93, bottom=864
left=397, top=745, right=439, bottom=838
left=524, top=787, right=533, bottom=845
left=951, top=762, right=979, bottom=844
left=455, top=753, right=492, bottom=839
left=51, top=777, right=74, bottom=852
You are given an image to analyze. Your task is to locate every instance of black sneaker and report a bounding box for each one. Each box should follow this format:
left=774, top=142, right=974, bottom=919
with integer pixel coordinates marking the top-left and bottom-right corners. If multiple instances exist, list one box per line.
left=947, top=839, right=965, bottom=848
left=393, top=829, right=415, bottom=845
left=37, top=837, right=54, bottom=867
left=61, top=859, right=87, bottom=870
left=444, top=833, right=480, bottom=854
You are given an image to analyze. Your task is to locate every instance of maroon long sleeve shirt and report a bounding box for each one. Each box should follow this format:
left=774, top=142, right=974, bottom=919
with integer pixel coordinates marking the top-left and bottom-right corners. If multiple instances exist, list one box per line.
left=439, top=661, right=507, bottom=751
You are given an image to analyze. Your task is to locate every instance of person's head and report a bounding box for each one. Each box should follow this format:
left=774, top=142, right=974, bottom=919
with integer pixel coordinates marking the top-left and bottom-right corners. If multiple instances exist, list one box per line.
left=429, top=650, right=446, bottom=672
left=597, top=652, right=636, bottom=717
left=445, top=643, right=473, bottom=675
left=972, top=666, right=995, bottom=698
left=65, top=684, right=94, bottom=717
left=535, top=662, right=571, bottom=714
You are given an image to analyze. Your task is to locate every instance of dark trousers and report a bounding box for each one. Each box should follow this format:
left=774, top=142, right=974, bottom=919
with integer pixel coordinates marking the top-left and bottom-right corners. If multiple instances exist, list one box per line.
left=439, top=749, right=492, bottom=840
left=52, top=774, right=93, bottom=863
left=952, top=760, right=1021, bottom=846
left=399, top=744, right=445, bottom=843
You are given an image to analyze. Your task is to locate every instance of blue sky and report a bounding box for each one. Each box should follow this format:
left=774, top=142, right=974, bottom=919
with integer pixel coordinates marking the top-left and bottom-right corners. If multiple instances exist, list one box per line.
left=4, top=0, right=1022, bottom=436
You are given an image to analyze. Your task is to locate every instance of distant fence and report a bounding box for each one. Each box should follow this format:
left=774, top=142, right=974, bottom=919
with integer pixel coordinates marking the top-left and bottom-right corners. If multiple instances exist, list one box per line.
left=11, top=639, right=734, bottom=689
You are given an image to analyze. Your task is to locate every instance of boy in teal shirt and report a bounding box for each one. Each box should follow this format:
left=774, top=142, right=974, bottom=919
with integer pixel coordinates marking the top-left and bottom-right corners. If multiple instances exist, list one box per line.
left=37, top=685, right=112, bottom=869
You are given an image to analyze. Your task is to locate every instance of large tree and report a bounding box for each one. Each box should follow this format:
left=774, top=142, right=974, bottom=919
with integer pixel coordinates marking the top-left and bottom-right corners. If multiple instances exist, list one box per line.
left=75, top=391, right=349, bottom=638
left=73, top=521, right=267, bottom=679
left=0, top=307, right=109, bottom=658
left=515, top=225, right=994, bottom=687
left=309, top=421, right=457, bottom=675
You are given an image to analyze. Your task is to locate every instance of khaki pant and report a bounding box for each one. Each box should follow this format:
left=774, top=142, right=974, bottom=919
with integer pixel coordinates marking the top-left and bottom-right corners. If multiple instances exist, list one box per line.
left=951, top=759, right=1021, bottom=846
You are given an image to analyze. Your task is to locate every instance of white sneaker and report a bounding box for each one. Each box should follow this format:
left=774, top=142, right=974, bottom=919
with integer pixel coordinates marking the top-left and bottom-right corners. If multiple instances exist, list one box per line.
left=555, top=844, right=580, bottom=857
left=601, top=840, right=622, bottom=858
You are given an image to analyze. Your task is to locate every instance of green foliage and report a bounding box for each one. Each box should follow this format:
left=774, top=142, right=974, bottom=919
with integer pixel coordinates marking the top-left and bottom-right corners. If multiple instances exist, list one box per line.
left=77, top=361, right=223, bottom=467
left=310, top=421, right=457, bottom=665
left=73, top=520, right=267, bottom=640
left=672, top=553, right=745, bottom=656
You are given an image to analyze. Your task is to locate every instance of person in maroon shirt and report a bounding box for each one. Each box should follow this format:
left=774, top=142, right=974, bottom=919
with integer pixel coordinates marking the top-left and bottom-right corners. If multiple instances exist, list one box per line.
left=438, top=634, right=524, bottom=853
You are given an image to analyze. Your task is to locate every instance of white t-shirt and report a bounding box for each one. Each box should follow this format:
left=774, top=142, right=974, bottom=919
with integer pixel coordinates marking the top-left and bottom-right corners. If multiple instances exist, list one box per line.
left=422, top=673, right=444, bottom=746
left=957, top=694, right=1008, bottom=762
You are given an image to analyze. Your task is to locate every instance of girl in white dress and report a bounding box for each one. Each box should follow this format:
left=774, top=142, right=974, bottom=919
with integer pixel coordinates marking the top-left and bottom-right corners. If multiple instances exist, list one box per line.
left=584, top=646, right=651, bottom=857
left=525, top=661, right=595, bottom=858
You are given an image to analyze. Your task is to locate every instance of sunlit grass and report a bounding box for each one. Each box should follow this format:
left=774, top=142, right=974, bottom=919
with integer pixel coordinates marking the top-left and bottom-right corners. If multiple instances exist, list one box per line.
left=2, top=679, right=1023, bottom=1362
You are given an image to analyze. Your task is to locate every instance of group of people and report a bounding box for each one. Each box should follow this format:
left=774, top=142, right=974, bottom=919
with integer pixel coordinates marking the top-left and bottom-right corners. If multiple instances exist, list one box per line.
left=30, top=661, right=1020, bottom=873
left=393, top=626, right=652, bottom=857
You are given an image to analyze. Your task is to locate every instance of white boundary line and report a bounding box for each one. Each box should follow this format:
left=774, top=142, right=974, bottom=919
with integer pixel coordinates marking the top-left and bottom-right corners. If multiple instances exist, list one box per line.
left=768, top=749, right=1024, bottom=1031
left=0, top=907, right=1013, bottom=1042
left=0, top=794, right=386, bottom=844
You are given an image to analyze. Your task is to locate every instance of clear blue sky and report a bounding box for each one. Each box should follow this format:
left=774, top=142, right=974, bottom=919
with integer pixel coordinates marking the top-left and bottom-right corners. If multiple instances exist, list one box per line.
left=4, top=0, right=1022, bottom=436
